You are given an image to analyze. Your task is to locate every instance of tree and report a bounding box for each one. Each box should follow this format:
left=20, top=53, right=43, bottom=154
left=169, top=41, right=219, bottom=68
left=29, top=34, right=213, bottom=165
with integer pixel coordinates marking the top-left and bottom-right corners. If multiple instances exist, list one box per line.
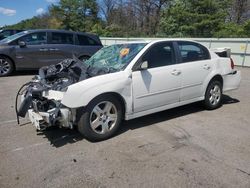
left=214, top=22, right=245, bottom=37
left=50, top=0, right=99, bottom=32
left=4, top=0, right=250, bottom=37
left=99, top=0, right=171, bottom=37
left=99, top=0, right=116, bottom=25
left=159, top=0, right=233, bottom=37
left=229, top=0, right=249, bottom=23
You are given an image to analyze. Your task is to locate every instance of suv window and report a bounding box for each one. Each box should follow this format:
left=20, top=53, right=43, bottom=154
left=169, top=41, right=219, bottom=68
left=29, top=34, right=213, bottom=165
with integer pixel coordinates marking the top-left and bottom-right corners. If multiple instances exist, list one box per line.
left=19, top=32, right=46, bottom=45
left=77, top=34, right=99, bottom=46
left=141, top=42, right=175, bottom=68
left=178, top=41, right=210, bottom=63
left=50, top=32, right=74, bottom=44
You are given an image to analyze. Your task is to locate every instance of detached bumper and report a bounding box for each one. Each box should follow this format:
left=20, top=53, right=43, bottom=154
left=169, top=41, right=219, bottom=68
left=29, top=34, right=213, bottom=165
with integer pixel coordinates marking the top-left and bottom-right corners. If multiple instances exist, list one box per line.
left=223, top=70, right=241, bottom=92
left=28, top=108, right=73, bottom=130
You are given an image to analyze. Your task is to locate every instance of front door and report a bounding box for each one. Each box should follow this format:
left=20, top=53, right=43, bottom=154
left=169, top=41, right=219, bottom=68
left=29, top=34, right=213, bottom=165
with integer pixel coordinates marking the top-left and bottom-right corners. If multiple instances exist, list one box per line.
left=15, top=32, right=49, bottom=69
left=132, top=42, right=182, bottom=113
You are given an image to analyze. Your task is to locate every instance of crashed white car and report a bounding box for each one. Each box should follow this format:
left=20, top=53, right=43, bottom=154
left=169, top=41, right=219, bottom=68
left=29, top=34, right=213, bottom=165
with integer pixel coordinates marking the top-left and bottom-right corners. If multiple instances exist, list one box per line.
left=16, top=40, right=241, bottom=141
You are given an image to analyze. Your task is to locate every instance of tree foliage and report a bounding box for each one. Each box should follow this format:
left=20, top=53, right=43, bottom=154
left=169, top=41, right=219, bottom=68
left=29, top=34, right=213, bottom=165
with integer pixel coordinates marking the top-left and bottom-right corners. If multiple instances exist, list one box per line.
left=3, top=0, right=250, bottom=38
left=159, top=0, right=233, bottom=37
left=49, top=0, right=99, bottom=32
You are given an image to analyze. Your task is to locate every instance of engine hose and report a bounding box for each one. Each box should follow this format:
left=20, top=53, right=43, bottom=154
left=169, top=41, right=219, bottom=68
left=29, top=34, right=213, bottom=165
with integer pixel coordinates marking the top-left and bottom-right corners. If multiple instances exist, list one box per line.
left=15, top=82, right=32, bottom=124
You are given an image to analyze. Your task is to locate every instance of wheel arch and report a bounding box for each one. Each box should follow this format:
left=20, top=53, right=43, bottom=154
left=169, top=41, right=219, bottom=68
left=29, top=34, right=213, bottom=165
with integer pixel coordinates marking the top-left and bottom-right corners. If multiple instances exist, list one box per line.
left=208, top=74, right=223, bottom=87
left=203, top=74, right=223, bottom=96
left=203, top=74, right=223, bottom=110
left=75, top=92, right=127, bottom=123
left=90, top=92, right=127, bottom=119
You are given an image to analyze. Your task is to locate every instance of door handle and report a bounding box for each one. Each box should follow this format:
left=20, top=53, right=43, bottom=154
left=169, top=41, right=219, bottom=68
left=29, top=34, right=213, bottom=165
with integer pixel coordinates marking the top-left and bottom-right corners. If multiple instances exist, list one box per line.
left=171, top=69, right=181, bottom=76
left=49, top=48, right=59, bottom=51
left=39, top=48, right=48, bottom=52
left=203, top=64, right=211, bottom=70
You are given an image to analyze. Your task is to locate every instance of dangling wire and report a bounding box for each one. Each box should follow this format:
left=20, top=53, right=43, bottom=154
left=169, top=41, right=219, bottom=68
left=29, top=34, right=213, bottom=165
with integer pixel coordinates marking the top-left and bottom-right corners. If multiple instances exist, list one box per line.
left=15, top=82, right=32, bottom=124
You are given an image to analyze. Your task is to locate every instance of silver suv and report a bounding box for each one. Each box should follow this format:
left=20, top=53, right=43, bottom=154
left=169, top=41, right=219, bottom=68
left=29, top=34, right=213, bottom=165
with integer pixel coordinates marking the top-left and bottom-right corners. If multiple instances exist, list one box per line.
left=0, top=29, right=103, bottom=76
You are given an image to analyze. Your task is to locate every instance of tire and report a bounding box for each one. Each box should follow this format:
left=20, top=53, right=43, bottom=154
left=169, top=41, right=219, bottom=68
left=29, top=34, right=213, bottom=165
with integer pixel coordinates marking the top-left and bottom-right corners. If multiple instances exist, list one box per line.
left=78, top=95, right=123, bottom=142
left=0, top=56, right=14, bottom=77
left=78, top=56, right=90, bottom=62
left=204, top=80, right=222, bottom=110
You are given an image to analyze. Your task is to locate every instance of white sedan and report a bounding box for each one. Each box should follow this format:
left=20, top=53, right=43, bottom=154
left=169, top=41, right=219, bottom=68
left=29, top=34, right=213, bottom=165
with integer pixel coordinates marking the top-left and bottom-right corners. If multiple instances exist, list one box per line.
left=17, top=40, right=241, bottom=141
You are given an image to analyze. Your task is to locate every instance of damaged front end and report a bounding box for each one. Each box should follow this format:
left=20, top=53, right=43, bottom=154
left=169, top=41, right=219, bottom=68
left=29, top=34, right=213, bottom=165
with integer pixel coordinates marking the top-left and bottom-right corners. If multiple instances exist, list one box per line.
left=25, top=89, right=74, bottom=130
left=16, top=58, right=114, bottom=130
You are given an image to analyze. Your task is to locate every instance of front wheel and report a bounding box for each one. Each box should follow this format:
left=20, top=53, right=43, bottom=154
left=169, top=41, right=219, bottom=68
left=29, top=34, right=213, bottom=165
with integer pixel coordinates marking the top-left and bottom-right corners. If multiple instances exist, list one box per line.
left=78, top=95, right=123, bottom=142
left=0, top=56, right=14, bottom=77
left=204, top=80, right=222, bottom=110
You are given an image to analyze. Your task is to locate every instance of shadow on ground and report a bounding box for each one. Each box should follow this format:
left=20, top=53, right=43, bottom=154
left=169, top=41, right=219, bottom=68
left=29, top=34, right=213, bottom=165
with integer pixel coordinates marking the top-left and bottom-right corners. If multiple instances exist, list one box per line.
left=9, top=70, right=38, bottom=76
left=37, top=94, right=239, bottom=147
left=37, top=127, right=83, bottom=147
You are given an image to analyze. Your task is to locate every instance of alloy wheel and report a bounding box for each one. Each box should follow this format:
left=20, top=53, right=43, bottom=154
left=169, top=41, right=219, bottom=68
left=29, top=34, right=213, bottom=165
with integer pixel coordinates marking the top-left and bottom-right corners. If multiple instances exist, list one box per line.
left=209, top=85, right=221, bottom=106
left=0, top=58, right=11, bottom=76
left=90, top=101, right=118, bottom=134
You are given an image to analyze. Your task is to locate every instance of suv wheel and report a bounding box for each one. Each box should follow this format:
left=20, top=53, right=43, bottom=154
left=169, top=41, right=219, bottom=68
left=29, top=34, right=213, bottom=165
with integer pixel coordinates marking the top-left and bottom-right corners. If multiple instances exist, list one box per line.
left=204, top=80, right=222, bottom=110
left=0, top=56, right=14, bottom=77
left=79, top=56, right=90, bottom=62
left=78, top=95, right=123, bottom=142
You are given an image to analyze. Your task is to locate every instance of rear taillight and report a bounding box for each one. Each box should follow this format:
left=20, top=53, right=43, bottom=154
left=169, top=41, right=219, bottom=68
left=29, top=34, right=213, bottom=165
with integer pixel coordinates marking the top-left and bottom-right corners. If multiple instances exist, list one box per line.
left=230, top=58, right=235, bottom=69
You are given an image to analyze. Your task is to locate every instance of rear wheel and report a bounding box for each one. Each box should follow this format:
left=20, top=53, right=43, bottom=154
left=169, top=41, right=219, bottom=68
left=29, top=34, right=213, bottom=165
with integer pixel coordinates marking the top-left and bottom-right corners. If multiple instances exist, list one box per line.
left=78, top=95, right=123, bottom=142
left=0, top=56, right=14, bottom=76
left=78, top=56, right=90, bottom=62
left=204, top=80, right=222, bottom=110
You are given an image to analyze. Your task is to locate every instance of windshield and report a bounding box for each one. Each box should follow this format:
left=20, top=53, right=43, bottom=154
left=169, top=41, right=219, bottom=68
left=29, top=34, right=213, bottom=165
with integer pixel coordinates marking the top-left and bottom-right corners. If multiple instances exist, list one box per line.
left=85, top=43, right=147, bottom=71
left=1, top=31, right=28, bottom=43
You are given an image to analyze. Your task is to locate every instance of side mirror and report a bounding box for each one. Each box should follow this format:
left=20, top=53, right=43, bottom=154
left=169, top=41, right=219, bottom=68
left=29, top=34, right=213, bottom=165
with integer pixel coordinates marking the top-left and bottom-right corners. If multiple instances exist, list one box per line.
left=139, top=61, right=148, bottom=70
left=18, top=41, right=26, bottom=47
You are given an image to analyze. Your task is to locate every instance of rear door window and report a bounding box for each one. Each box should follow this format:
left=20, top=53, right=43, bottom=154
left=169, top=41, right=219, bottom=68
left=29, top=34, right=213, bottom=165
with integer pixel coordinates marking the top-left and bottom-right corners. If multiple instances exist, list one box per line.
left=50, top=32, right=74, bottom=44
left=77, top=34, right=99, bottom=46
left=177, top=41, right=210, bottom=63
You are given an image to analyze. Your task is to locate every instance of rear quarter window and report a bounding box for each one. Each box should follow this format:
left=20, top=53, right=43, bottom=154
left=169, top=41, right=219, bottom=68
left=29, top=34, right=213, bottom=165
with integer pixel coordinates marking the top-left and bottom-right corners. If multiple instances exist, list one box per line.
left=77, top=34, right=100, bottom=46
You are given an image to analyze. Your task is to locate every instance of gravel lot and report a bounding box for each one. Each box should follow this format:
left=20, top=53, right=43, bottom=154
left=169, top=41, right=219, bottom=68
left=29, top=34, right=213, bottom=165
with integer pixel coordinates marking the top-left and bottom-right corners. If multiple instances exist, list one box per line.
left=0, top=67, right=250, bottom=188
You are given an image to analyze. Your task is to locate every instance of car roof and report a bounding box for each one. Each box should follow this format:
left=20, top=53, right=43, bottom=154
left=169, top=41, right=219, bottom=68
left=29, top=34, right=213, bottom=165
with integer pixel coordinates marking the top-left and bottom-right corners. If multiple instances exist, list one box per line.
left=109, top=39, right=203, bottom=45
left=24, top=29, right=98, bottom=37
left=149, top=39, right=203, bottom=44
left=0, top=29, right=24, bottom=31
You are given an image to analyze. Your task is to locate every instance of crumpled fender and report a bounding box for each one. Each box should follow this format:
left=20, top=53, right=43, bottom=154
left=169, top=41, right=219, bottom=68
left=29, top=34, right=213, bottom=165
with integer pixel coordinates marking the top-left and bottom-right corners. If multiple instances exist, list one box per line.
left=61, top=70, right=133, bottom=113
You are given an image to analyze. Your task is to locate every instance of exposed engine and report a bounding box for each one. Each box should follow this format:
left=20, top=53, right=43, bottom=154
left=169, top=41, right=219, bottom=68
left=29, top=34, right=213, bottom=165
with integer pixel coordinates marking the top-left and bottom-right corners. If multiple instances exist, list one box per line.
left=37, top=58, right=88, bottom=91
left=15, top=57, right=116, bottom=129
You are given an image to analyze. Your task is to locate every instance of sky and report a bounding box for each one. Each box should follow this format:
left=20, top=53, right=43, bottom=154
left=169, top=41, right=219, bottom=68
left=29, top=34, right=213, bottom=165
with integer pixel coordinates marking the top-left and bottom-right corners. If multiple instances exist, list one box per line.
left=0, top=0, right=59, bottom=27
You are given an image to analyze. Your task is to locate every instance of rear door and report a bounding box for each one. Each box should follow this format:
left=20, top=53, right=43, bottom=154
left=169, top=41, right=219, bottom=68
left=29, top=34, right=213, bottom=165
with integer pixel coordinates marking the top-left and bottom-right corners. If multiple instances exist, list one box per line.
left=14, top=32, right=48, bottom=69
left=176, top=41, right=213, bottom=101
